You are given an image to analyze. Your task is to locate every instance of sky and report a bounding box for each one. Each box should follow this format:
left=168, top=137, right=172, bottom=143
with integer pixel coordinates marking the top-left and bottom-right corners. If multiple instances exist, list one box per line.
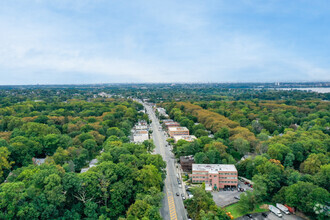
left=0, top=0, right=329, bottom=84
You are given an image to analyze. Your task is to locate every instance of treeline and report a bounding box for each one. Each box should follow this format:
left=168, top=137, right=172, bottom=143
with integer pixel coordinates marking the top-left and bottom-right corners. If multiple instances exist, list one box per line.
left=0, top=90, right=166, bottom=219
left=0, top=98, right=146, bottom=176
left=0, top=139, right=165, bottom=219
left=202, top=100, right=330, bottom=136
left=162, top=101, right=329, bottom=219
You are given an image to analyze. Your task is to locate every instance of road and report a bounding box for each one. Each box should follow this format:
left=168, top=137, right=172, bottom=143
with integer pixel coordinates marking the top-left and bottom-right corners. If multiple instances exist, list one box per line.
left=144, top=103, right=187, bottom=220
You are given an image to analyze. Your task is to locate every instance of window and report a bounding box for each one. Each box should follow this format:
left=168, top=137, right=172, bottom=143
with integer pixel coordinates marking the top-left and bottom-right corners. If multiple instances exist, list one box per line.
left=214, top=175, right=216, bottom=177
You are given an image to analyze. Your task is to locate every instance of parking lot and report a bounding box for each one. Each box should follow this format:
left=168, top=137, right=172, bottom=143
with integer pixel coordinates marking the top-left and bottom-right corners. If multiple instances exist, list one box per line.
left=212, top=180, right=252, bottom=207
left=236, top=212, right=303, bottom=220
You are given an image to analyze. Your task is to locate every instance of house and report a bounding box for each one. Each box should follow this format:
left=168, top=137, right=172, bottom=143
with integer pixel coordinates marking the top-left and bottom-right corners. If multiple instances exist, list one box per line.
left=89, top=159, right=98, bottom=168
left=32, top=157, right=46, bottom=166
left=190, top=164, right=238, bottom=190
left=180, top=155, right=195, bottom=172
left=173, top=135, right=197, bottom=143
left=134, top=120, right=148, bottom=130
left=168, top=127, right=189, bottom=137
left=133, top=130, right=149, bottom=143
left=80, top=168, right=89, bottom=173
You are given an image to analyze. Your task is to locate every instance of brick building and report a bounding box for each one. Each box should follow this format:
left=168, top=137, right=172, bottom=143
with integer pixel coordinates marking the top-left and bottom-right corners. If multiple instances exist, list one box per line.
left=180, top=155, right=195, bottom=172
left=190, top=164, right=238, bottom=190
left=168, top=127, right=189, bottom=137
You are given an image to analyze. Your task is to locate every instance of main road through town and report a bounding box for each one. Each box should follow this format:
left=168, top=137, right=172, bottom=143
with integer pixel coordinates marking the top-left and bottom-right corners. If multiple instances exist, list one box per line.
left=144, top=103, right=187, bottom=220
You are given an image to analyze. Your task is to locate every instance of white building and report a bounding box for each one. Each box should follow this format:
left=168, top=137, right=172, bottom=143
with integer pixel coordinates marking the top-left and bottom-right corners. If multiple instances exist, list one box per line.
left=156, top=107, right=169, bottom=117
left=133, top=130, right=149, bottom=143
left=173, top=135, right=197, bottom=143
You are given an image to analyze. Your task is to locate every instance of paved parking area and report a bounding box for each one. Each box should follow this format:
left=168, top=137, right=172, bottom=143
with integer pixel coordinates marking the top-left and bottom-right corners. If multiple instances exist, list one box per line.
left=212, top=180, right=252, bottom=207
left=237, top=212, right=303, bottom=220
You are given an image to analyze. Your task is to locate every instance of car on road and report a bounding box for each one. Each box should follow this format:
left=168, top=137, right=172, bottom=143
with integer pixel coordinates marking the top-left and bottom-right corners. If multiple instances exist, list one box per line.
left=181, top=194, right=186, bottom=200
left=176, top=192, right=179, bottom=196
left=234, top=196, right=240, bottom=200
left=261, top=213, right=268, bottom=217
left=245, top=214, right=253, bottom=218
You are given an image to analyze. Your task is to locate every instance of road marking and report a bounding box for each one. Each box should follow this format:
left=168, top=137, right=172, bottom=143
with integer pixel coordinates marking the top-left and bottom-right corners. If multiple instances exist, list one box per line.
left=147, top=106, right=179, bottom=220
left=167, top=193, right=177, bottom=220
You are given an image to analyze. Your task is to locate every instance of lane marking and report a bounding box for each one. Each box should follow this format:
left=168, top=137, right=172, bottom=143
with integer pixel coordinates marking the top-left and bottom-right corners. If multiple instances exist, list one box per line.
left=147, top=107, right=178, bottom=220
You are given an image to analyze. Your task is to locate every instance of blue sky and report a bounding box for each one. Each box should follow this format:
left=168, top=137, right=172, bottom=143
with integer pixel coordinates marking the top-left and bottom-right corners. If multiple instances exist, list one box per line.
left=0, top=0, right=329, bottom=84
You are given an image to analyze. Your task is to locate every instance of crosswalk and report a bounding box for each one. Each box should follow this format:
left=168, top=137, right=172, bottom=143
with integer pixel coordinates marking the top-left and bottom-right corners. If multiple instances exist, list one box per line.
left=167, top=192, right=178, bottom=220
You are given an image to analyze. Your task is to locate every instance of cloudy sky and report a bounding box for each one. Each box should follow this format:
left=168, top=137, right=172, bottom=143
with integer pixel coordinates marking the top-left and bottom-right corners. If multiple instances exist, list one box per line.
left=0, top=0, right=329, bottom=84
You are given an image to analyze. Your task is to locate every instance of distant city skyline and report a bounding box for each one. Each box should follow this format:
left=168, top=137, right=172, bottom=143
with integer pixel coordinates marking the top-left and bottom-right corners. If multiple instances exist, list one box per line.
left=1, top=0, right=330, bottom=85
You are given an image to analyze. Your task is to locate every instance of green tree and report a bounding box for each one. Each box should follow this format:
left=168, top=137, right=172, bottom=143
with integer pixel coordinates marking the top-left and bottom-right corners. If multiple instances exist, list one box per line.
left=0, top=147, right=12, bottom=182
left=300, top=153, right=329, bottom=175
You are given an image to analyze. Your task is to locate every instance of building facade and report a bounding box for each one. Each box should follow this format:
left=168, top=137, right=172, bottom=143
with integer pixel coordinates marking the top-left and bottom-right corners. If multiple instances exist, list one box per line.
left=164, top=122, right=180, bottom=130
left=180, top=155, right=195, bottom=172
left=168, top=127, right=189, bottom=137
left=190, top=164, right=238, bottom=190
left=133, top=130, right=149, bottom=143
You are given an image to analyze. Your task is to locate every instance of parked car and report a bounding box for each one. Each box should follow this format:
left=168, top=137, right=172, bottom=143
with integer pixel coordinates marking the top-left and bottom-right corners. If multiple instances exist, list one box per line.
left=223, top=188, right=227, bottom=191
left=176, top=192, right=179, bottom=196
left=234, top=196, right=240, bottom=200
left=231, top=187, right=234, bottom=191
left=262, top=213, right=268, bottom=217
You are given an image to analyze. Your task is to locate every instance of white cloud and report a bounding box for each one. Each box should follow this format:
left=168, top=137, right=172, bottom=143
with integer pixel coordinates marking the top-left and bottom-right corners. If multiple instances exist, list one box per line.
left=0, top=0, right=329, bottom=84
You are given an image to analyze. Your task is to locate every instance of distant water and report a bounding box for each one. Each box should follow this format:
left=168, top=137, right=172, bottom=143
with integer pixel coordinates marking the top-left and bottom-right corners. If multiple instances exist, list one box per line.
left=277, top=88, right=330, bottom=93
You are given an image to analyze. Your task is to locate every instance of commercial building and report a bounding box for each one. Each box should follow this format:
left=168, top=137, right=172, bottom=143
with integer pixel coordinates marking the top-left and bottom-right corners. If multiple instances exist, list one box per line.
left=133, top=130, right=149, bottom=143
left=173, top=135, right=197, bottom=143
left=156, top=107, right=169, bottom=117
left=190, top=164, right=238, bottom=190
left=180, top=155, right=195, bottom=172
left=162, top=119, right=174, bottom=123
left=168, top=127, right=189, bottom=137
left=164, top=122, right=180, bottom=129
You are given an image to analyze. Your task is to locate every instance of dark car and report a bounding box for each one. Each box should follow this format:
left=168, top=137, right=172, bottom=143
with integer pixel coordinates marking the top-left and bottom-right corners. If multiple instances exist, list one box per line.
left=245, top=214, right=253, bottom=218
left=231, top=187, right=234, bottom=191
left=262, top=213, right=268, bottom=217
left=176, top=192, right=179, bottom=196
left=234, top=196, right=240, bottom=200
left=223, top=188, right=227, bottom=191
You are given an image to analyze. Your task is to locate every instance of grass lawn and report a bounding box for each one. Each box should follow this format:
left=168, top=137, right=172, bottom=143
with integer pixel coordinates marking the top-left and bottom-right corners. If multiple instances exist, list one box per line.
left=225, top=203, right=269, bottom=219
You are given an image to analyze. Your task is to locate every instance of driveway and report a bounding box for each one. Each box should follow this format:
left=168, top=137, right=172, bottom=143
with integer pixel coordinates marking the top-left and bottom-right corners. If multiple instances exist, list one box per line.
left=212, top=180, right=252, bottom=207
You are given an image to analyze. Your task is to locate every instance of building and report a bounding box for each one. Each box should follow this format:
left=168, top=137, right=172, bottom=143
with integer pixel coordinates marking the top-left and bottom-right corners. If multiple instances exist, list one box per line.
left=156, top=107, right=169, bottom=117
left=168, top=127, right=189, bottom=137
left=180, top=155, right=195, bottom=172
left=164, top=122, right=180, bottom=129
left=133, top=130, right=149, bottom=143
left=173, top=135, right=197, bottom=143
left=32, top=157, right=46, bottom=166
left=134, top=120, right=148, bottom=130
left=162, top=119, right=174, bottom=123
left=190, top=164, right=238, bottom=190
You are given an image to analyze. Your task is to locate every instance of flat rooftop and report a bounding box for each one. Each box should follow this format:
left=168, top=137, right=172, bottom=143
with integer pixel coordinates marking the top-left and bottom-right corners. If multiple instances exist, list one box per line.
left=164, top=122, right=180, bottom=125
left=168, top=127, right=189, bottom=131
left=192, top=164, right=237, bottom=173
left=173, top=135, right=196, bottom=141
left=134, top=130, right=148, bottom=134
